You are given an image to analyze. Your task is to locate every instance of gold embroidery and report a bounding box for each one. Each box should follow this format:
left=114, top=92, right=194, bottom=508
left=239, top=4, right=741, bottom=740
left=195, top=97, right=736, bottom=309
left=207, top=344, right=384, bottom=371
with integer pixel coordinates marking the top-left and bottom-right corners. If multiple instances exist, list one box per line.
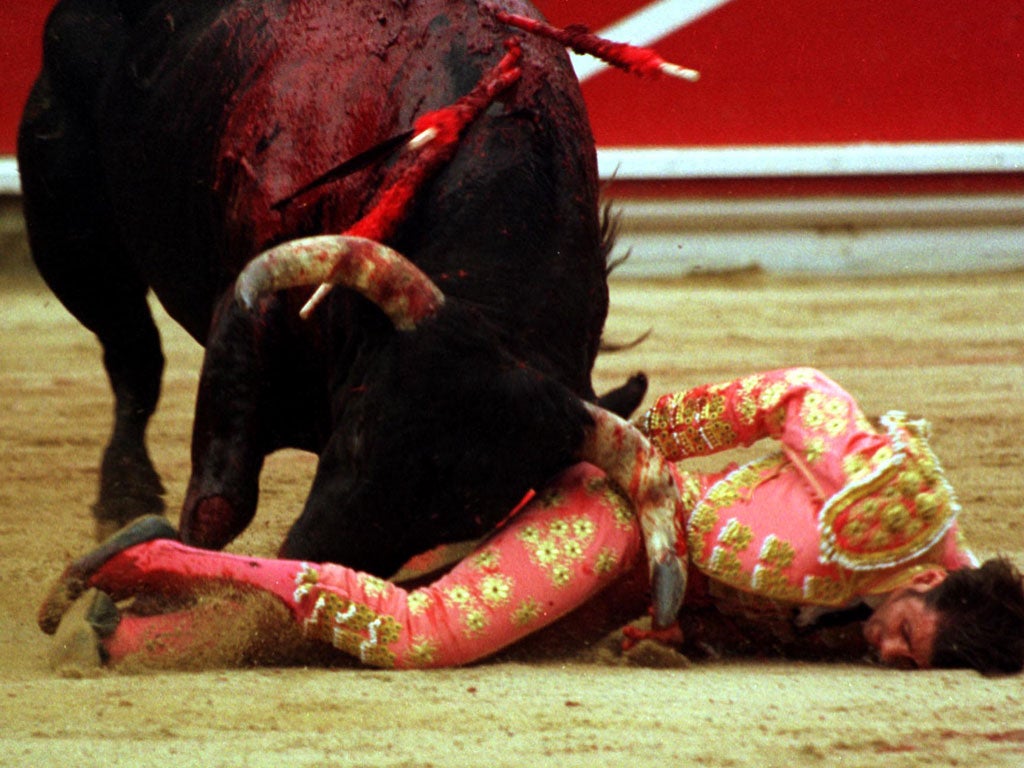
left=759, top=535, right=795, bottom=568
left=785, top=368, right=819, bottom=387
left=758, top=381, right=788, bottom=412
left=563, top=538, right=584, bottom=561
left=478, top=574, right=513, bottom=607
left=842, top=451, right=872, bottom=481
left=594, top=547, right=620, bottom=575
left=293, top=563, right=320, bottom=602
left=689, top=505, right=718, bottom=535
left=718, top=518, right=754, bottom=551
left=534, top=539, right=560, bottom=565
left=302, top=591, right=401, bottom=668
left=640, top=391, right=736, bottom=458
left=747, top=535, right=801, bottom=600
left=572, top=517, right=596, bottom=540
left=611, top=497, right=634, bottom=530
left=676, top=471, right=703, bottom=511
left=737, top=394, right=758, bottom=425
left=512, top=597, right=543, bottom=627
left=539, top=488, right=566, bottom=509
left=751, top=564, right=801, bottom=601
left=517, top=525, right=540, bottom=545
left=361, top=574, right=390, bottom=599
left=361, top=645, right=395, bottom=668
left=407, top=592, right=431, bottom=616
left=589, top=479, right=635, bottom=530
left=703, top=419, right=737, bottom=450
left=517, top=513, right=596, bottom=588
left=824, top=398, right=848, bottom=418
left=462, top=609, right=488, bottom=636
left=687, top=455, right=789, bottom=591
left=548, top=519, right=569, bottom=538
left=899, top=470, right=923, bottom=496
left=552, top=564, right=572, bottom=587
left=916, top=491, right=941, bottom=521
left=443, top=584, right=490, bottom=638
left=444, top=572, right=518, bottom=637
left=645, top=402, right=672, bottom=434
left=737, top=374, right=764, bottom=425
left=406, top=638, right=439, bottom=667
left=471, top=548, right=501, bottom=571
left=803, top=574, right=849, bottom=605
left=881, top=503, right=910, bottom=533
left=805, top=436, right=826, bottom=464
left=709, top=546, right=745, bottom=583
left=705, top=481, right=740, bottom=507
left=819, top=412, right=959, bottom=570
left=444, top=585, right=473, bottom=605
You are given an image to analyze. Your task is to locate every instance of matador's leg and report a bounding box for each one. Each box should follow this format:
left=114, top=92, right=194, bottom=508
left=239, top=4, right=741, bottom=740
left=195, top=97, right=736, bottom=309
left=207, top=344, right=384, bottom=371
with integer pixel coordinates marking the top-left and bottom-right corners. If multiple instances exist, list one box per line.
left=41, top=464, right=646, bottom=670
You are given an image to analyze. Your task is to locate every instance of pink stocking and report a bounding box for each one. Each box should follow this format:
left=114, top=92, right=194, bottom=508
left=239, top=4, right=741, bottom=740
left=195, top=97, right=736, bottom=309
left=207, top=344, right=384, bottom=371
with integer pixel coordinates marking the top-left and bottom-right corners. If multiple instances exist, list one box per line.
left=102, top=610, right=203, bottom=666
left=88, top=540, right=305, bottom=610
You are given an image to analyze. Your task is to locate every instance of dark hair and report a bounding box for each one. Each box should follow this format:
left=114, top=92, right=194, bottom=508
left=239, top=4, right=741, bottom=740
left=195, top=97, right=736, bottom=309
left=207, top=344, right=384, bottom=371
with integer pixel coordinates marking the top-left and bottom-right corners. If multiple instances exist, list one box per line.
left=923, top=557, right=1024, bottom=674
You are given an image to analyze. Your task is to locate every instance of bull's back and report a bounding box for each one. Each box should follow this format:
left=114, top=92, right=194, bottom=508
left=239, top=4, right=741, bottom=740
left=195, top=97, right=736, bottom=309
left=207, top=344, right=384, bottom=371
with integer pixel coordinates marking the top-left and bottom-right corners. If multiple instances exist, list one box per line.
left=93, top=0, right=604, bottom=368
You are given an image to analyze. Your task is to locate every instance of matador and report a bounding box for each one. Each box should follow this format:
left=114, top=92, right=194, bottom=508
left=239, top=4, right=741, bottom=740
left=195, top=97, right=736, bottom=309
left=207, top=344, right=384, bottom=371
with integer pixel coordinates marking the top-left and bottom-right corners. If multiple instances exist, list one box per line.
left=40, top=368, right=1024, bottom=673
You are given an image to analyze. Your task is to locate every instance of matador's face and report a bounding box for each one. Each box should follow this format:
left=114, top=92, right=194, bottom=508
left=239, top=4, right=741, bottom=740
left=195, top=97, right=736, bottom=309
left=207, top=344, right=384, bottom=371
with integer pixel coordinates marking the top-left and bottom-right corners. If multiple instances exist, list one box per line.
left=862, top=570, right=948, bottom=669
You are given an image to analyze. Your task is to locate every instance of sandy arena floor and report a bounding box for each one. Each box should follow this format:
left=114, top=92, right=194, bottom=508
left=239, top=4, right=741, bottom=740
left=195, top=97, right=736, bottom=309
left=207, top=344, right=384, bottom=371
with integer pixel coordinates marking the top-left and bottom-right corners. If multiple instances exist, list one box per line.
left=1, top=226, right=1023, bottom=766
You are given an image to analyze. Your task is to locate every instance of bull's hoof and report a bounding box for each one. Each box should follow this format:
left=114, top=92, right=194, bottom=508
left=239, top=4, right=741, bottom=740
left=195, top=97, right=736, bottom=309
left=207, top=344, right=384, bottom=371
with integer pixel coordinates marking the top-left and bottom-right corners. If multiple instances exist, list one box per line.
left=93, top=445, right=167, bottom=540
left=39, top=515, right=177, bottom=635
left=48, top=588, right=119, bottom=677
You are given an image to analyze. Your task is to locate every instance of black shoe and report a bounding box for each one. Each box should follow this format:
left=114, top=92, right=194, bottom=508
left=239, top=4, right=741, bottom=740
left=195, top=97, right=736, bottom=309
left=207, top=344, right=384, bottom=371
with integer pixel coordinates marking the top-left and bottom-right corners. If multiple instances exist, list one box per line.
left=38, top=515, right=177, bottom=635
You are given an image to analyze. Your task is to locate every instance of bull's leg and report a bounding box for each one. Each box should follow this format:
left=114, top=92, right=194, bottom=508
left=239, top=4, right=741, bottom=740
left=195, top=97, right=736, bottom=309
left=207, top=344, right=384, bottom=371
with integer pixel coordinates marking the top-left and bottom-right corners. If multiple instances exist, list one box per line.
left=178, top=295, right=269, bottom=550
left=178, top=292, right=326, bottom=550
left=19, top=73, right=166, bottom=540
left=279, top=448, right=407, bottom=575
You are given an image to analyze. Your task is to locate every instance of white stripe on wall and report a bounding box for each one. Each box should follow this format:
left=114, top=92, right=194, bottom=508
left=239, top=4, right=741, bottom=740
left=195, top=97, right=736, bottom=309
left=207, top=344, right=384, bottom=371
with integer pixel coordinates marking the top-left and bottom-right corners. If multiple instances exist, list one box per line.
left=598, top=143, right=1024, bottom=179
left=609, top=194, right=1024, bottom=276
left=0, top=158, right=19, bottom=194
left=569, top=0, right=729, bottom=82
left=6, top=142, right=1022, bottom=195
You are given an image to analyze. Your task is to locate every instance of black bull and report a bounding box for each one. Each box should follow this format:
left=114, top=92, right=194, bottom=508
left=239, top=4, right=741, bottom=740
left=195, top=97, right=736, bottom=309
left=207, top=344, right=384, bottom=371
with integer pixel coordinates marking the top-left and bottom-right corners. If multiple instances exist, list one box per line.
left=18, top=0, right=658, bottom=579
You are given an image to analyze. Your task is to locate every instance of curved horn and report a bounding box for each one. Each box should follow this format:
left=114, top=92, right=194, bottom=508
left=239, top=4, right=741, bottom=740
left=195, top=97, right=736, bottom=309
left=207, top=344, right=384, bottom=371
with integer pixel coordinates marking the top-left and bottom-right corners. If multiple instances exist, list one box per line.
left=235, top=235, right=445, bottom=330
left=579, top=402, right=687, bottom=629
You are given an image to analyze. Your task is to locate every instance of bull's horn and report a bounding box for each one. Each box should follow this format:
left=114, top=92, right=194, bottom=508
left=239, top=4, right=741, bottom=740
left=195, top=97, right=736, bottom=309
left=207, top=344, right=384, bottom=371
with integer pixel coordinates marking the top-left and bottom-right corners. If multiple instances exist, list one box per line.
left=235, top=235, right=445, bottom=330
left=579, top=402, right=687, bottom=629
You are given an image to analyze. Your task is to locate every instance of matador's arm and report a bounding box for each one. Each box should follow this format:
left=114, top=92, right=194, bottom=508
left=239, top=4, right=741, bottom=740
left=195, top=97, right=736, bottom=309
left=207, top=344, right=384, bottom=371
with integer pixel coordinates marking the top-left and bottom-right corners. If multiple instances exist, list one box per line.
left=635, top=367, right=875, bottom=497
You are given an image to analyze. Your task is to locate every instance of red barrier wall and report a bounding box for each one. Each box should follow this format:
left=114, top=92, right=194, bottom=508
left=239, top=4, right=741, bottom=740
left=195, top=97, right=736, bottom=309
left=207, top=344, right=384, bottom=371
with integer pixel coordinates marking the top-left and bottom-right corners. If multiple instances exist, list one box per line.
left=2, top=1, right=1022, bottom=193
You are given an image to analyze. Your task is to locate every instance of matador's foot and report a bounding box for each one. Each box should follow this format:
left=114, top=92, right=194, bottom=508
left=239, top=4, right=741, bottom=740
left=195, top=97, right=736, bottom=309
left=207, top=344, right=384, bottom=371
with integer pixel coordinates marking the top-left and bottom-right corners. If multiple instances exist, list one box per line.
left=39, top=515, right=177, bottom=635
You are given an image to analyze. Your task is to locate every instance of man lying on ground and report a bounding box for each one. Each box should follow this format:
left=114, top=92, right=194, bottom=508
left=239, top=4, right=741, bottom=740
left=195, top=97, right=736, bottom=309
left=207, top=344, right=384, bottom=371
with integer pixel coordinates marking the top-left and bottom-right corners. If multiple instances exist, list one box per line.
left=40, top=368, right=1024, bottom=673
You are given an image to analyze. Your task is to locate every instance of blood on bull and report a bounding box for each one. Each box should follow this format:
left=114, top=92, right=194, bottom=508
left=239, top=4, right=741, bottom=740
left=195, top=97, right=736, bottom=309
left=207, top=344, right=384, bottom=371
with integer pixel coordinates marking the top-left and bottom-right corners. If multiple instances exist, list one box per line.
left=19, top=0, right=696, bottom=619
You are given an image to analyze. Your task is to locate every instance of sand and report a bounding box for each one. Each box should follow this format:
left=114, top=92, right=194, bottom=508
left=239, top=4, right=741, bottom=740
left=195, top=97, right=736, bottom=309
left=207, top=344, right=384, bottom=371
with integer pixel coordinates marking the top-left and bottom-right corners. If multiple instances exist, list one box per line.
left=2, top=232, right=1023, bottom=766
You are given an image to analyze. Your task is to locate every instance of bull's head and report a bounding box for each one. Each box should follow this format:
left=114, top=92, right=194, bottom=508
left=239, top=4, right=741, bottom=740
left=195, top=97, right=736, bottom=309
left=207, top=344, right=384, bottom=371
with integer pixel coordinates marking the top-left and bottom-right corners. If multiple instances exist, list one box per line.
left=236, top=234, right=687, bottom=627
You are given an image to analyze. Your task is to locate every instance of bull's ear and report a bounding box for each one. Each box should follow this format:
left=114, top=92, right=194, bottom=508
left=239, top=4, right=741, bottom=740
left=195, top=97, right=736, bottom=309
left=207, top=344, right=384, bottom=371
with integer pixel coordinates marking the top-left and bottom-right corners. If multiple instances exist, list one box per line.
left=578, top=402, right=687, bottom=629
left=235, top=235, right=444, bottom=328
left=596, top=372, right=648, bottom=418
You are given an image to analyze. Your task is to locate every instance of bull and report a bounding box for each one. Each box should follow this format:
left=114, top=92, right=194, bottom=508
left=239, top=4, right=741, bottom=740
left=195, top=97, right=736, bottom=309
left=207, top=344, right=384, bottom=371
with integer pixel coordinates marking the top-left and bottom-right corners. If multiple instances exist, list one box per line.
left=19, top=0, right=688, bottom=602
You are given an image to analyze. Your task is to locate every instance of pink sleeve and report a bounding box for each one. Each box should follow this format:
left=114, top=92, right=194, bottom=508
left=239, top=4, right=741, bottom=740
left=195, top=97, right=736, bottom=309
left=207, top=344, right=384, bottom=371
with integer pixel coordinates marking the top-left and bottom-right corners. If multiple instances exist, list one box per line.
left=636, top=367, right=890, bottom=500
left=637, top=368, right=871, bottom=462
left=294, top=463, right=643, bottom=668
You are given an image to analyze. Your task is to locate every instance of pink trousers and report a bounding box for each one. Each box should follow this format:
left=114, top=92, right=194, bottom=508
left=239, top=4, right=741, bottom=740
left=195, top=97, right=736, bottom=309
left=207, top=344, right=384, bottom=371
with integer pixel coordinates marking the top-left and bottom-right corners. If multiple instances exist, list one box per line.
left=83, top=464, right=647, bottom=669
